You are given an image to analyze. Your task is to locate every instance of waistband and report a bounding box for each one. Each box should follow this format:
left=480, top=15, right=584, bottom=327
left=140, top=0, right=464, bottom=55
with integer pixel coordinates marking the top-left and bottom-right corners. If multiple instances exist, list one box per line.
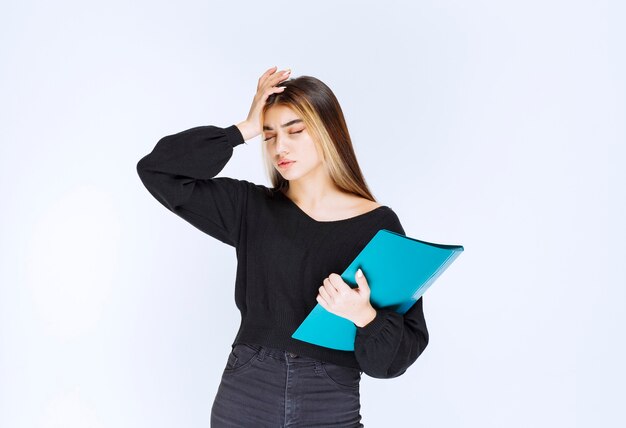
left=245, top=343, right=320, bottom=363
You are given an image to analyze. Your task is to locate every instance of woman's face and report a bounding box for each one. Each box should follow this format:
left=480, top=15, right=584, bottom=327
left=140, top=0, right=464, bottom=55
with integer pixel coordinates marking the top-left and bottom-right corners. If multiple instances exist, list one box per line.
left=263, top=105, right=324, bottom=181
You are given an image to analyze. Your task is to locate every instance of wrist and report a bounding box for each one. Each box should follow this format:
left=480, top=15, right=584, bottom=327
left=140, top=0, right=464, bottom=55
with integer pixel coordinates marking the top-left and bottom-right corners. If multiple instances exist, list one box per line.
left=236, top=120, right=259, bottom=142
left=354, top=306, right=377, bottom=328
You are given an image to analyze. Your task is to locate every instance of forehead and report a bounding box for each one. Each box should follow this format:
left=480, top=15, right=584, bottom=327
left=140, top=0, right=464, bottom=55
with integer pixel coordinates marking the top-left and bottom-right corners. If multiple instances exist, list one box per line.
left=263, top=105, right=301, bottom=129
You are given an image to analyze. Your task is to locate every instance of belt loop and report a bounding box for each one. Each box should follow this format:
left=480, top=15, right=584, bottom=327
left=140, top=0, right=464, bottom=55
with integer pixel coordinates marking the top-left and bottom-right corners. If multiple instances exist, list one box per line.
left=258, top=346, right=266, bottom=361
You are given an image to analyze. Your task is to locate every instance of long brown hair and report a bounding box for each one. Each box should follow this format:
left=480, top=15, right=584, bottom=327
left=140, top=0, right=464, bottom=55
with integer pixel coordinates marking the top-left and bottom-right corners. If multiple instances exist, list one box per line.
left=260, top=75, right=377, bottom=202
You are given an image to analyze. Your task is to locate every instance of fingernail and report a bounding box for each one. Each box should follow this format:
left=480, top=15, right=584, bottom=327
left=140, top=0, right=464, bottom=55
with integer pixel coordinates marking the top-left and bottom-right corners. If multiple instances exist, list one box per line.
left=357, top=269, right=363, bottom=278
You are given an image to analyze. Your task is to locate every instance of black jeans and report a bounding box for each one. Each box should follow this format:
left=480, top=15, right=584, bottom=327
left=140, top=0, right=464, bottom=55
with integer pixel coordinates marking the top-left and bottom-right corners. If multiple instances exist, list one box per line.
left=211, top=343, right=364, bottom=427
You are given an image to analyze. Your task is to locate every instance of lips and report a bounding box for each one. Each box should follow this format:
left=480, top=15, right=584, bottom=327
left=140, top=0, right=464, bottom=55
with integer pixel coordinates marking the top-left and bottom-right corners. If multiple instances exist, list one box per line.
left=278, top=159, right=295, bottom=167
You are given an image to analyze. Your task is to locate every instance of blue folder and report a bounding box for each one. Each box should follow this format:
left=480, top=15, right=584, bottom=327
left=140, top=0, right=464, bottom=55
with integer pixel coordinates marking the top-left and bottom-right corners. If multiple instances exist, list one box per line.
left=291, top=229, right=464, bottom=351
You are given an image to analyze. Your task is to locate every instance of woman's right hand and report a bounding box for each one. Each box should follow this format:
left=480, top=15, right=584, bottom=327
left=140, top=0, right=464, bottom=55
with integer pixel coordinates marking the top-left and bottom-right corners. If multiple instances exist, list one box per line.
left=236, top=66, right=291, bottom=141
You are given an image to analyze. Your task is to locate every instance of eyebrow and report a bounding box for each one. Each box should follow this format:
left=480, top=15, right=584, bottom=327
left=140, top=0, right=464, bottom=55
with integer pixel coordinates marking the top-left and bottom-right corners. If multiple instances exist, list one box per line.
left=263, top=119, right=303, bottom=131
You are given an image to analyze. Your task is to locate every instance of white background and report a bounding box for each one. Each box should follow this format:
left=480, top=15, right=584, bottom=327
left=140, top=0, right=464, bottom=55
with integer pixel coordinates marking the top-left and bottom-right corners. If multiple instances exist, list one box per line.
left=1, top=0, right=624, bottom=427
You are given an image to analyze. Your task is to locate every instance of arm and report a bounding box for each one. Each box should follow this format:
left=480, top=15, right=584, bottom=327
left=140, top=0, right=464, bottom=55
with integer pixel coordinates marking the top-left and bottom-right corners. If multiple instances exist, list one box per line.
left=353, top=210, right=430, bottom=378
left=136, top=124, right=254, bottom=248
left=354, top=297, right=429, bottom=379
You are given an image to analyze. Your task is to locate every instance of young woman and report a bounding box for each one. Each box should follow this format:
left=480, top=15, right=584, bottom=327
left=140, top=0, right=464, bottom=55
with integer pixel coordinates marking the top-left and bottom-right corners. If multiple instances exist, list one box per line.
left=136, top=66, right=429, bottom=427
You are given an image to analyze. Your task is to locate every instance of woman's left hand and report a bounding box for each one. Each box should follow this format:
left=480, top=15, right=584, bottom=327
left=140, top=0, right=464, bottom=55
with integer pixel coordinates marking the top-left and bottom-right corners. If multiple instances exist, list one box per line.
left=316, top=269, right=376, bottom=327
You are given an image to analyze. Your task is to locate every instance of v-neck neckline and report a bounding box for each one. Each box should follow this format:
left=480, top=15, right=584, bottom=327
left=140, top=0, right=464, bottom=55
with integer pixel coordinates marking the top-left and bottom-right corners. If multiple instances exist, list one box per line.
left=278, top=190, right=389, bottom=224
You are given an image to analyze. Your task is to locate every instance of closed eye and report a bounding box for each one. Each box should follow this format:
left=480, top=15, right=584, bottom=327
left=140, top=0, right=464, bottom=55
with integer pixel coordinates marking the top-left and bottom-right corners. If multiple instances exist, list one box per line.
left=263, top=129, right=304, bottom=141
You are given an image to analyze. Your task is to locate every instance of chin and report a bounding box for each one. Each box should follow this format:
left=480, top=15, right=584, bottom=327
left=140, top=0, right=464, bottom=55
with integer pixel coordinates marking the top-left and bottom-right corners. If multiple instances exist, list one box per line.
left=277, top=166, right=300, bottom=178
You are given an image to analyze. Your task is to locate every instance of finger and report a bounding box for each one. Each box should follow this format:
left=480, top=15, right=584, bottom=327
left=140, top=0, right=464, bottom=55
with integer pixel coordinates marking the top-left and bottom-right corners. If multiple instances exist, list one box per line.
left=329, top=273, right=350, bottom=293
left=257, top=66, right=279, bottom=90
left=316, top=293, right=327, bottom=308
left=267, top=84, right=286, bottom=96
left=323, top=278, right=338, bottom=296
left=355, top=269, right=369, bottom=289
left=275, top=68, right=290, bottom=80
left=258, top=66, right=278, bottom=84
left=319, top=285, right=331, bottom=302
left=264, top=68, right=290, bottom=90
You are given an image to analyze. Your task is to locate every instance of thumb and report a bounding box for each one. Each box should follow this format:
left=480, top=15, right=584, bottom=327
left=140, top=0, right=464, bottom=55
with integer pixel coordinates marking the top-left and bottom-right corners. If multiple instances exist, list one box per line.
left=355, top=268, right=369, bottom=292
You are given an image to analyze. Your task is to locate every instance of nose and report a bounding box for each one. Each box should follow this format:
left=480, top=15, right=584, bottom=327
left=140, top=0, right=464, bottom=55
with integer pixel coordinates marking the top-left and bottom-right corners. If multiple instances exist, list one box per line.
left=275, top=133, right=289, bottom=154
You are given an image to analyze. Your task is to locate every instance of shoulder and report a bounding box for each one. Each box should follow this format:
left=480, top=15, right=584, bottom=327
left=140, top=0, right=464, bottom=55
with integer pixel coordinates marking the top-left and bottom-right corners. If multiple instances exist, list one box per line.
left=361, top=199, right=383, bottom=211
left=346, top=195, right=402, bottom=230
left=376, top=206, right=405, bottom=235
left=345, top=195, right=384, bottom=216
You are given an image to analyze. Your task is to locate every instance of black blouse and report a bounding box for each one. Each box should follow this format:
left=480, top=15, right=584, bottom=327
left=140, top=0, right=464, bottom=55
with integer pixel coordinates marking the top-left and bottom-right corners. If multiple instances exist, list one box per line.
left=136, top=124, right=429, bottom=378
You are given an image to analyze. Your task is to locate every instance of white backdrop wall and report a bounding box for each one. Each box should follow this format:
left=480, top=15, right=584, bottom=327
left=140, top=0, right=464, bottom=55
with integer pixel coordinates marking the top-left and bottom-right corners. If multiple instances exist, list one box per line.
left=1, top=0, right=624, bottom=427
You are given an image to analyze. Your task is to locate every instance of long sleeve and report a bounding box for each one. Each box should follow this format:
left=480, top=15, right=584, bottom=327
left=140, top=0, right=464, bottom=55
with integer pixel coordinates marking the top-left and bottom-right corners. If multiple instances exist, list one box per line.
left=136, top=124, right=254, bottom=248
left=354, top=210, right=430, bottom=378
